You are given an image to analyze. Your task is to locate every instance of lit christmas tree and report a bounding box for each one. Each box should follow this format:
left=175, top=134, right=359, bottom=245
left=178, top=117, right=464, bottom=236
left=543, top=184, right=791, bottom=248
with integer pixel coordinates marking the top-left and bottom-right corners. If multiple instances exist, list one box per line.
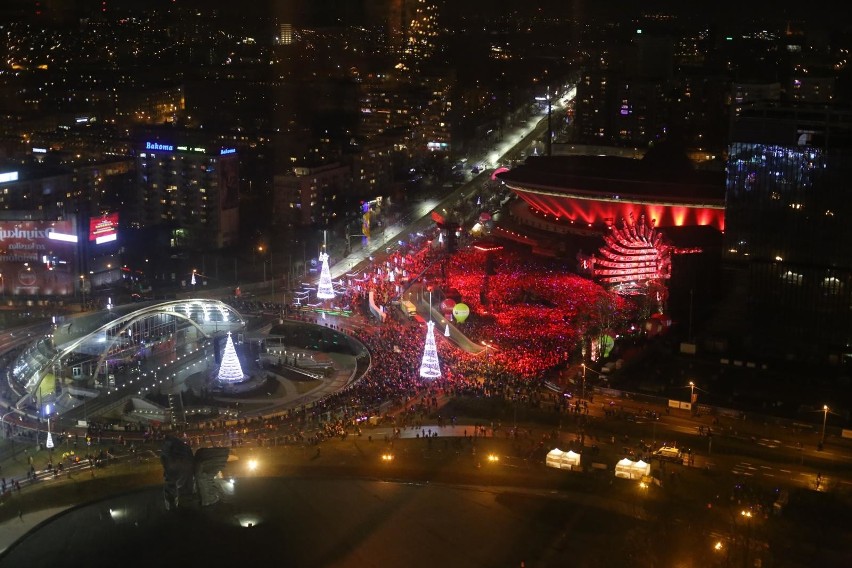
left=419, top=321, right=442, bottom=379
left=217, top=332, right=246, bottom=383
left=317, top=251, right=335, bottom=299
left=444, top=323, right=451, bottom=337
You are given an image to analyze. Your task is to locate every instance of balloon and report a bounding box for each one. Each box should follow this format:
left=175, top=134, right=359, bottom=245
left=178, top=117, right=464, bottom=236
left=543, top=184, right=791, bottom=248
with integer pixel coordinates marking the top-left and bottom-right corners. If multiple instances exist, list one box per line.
left=452, top=303, right=470, bottom=323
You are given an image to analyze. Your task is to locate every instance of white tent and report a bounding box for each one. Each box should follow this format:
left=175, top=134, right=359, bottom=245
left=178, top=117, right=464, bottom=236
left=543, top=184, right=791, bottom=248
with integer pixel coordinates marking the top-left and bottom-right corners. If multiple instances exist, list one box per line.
left=546, top=448, right=565, bottom=469
left=546, top=448, right=582, bottom=471
left=614, top=458, right=651, bottom=480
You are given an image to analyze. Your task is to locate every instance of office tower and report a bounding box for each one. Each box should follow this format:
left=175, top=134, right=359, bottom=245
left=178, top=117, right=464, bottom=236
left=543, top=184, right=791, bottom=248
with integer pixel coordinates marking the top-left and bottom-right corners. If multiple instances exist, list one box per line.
left=135, top=138, right=240, bottom=249
left=725, top=103, right=852, bottom=363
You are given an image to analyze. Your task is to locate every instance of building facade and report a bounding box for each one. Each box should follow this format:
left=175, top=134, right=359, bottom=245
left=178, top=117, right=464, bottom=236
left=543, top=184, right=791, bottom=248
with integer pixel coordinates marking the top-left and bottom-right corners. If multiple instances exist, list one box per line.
left=725, top=104, right=852, bottom=363
left=135, top=140, right=239, bottom=249
left=273, top=163, right=350, bottom=228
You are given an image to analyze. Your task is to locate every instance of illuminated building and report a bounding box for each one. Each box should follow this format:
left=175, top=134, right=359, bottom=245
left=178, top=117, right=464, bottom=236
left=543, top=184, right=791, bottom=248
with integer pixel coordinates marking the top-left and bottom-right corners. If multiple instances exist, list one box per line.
left=400, top=0, right=438, bottom=71
left=135, top=140, right=239, bottom=249
left=498, top=155, right=725, bottom=233
left=279, top=23, right=294, bottom=46
left=725, top=104, right=852, bottom=362
left=498, top=153, right=724, bottom=315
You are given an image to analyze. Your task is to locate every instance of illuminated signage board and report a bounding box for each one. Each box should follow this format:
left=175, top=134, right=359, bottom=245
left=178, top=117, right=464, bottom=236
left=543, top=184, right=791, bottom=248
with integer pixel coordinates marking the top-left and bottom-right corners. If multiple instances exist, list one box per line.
left=32, top=147, right=48, bottom=154
left=89, top=212, right=119, bottom=244
left=145, top=141, right=174, bottom=151
left=220, top=148, right=236, bottom=155
left=0, top=171, right=19, bottom=184
left=47, top=231, right=79, bottom=243
left=0, top=220, right=78, bottom=296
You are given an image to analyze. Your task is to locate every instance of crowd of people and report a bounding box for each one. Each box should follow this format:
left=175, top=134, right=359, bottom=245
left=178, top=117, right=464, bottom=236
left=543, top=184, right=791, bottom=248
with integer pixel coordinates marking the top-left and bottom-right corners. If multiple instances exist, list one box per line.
left=431, top=248, right=633, bottom=378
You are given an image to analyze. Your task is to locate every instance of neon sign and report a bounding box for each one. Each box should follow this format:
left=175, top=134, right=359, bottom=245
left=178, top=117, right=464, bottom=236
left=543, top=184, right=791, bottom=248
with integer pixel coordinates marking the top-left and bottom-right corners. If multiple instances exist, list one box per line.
left=220, top=148, right=236, bottom=155
left=145, top=142, right=174, bottom=151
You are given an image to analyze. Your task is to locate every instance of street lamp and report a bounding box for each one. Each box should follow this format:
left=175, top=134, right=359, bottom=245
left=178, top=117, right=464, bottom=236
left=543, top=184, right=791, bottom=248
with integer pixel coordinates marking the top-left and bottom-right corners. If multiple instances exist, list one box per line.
left=79, top=274, right=87, bottom=310
left=581, top=363, right=586, bottom=401
left=481, top=340, right=493, bottom=362
left=820, top=404, right=829, bottom=449
left=257, top=246, right=266, bottom=283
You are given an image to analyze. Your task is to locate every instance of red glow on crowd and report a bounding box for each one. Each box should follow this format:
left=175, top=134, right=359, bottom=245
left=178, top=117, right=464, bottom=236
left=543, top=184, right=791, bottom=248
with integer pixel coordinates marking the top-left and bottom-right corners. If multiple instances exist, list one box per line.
left=440, top=249, right=633, bottom=378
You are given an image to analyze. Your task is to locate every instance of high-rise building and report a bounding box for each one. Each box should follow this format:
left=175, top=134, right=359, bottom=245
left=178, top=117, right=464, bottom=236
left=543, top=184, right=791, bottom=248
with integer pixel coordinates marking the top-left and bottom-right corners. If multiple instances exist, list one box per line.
left=401, top=0, right=438, bottom=71
left=135, top=139, right=239, bottom=249
left=279, top=23, right=294, bottom=45
left=273, top=163, right=350, bottom=228
left=725, top=103, right=852, bottom=363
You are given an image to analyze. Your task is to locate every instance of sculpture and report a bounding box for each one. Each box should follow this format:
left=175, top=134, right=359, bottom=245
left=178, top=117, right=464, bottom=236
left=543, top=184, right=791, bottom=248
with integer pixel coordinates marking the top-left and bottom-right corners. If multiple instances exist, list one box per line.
left=160, top=437, right=230, bottom=510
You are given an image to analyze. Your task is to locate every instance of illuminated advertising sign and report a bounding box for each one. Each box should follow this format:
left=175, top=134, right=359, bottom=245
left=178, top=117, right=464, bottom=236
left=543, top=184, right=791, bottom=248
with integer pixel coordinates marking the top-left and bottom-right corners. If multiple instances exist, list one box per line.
left=89, top=213, right=119, bottom=244
left=220, top=147, right=236, bottom=155
left=0, top=171, right=19, bottom=184
left=145, top=141, right=174, bottom=151
left=0, top=220, right=78, bottom=296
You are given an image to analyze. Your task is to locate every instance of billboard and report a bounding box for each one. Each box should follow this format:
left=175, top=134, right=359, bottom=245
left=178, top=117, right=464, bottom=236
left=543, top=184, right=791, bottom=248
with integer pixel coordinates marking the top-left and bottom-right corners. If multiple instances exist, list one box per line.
left=89, top=213, right=119, bottom=244
left=0, top=220, right=78, bottom=296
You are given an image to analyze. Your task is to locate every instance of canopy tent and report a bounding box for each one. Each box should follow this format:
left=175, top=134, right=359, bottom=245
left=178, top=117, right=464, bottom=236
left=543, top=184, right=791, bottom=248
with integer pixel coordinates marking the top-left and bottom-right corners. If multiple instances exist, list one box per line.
left=545, top=448, right=582, bottom=471
left=614, top=458, right=651, bottom=480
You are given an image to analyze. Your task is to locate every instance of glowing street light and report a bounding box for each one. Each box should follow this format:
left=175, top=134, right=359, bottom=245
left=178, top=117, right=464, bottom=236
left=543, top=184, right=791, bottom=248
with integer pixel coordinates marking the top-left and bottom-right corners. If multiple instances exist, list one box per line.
left=247, top=459, right=259, bottom=472
left=820, top=404, right=829, bottom=449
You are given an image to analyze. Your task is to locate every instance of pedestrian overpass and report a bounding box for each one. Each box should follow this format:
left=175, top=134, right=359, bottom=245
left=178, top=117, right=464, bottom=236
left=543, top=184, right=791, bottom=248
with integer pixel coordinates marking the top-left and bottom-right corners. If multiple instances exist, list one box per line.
left=9, top=299, right=245, bottom=415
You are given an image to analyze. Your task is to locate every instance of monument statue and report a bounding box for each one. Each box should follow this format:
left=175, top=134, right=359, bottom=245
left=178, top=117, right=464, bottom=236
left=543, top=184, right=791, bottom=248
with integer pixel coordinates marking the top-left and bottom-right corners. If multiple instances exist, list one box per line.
left=160, top=437, right=230, bottom=509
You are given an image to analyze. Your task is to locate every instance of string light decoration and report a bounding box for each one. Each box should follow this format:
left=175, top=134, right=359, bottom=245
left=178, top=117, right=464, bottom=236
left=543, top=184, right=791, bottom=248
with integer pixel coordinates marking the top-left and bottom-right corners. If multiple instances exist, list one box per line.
left=583, top=214, right=700, bottom=296
left=217, top=332, right=246, bottom=383
left=419, top=321, right=442, bottom=378
left=317, top=252, right=335, bottom=299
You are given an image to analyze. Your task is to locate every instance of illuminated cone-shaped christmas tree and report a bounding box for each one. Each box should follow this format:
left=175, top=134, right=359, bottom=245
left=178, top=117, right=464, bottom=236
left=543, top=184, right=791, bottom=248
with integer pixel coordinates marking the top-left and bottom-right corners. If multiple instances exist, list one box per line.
left=317, top=251, right=335, bottom=299
left=217, top=332, right=246, bottom=383
left=444, top=323, right=451, bottom=337
left=419, top=321, right=442, bottom=379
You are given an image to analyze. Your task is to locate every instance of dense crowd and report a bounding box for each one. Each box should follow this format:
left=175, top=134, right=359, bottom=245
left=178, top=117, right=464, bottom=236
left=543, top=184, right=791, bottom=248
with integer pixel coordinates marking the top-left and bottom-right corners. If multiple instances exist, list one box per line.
left=434, top=248, right=633, bottom=378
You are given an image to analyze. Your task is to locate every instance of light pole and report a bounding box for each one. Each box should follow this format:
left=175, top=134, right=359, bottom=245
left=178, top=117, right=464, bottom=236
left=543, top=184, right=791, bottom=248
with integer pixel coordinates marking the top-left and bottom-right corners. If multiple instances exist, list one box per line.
left=80, top=274, right=86, bottom=310
left=581, top=363, right=586, bottom=401
left=687, top=381, right=698, bottom=415
left=482, top=341, right=492, bottom=362
left=820, top=404, right=829, bottom=449
left=258, top=246, right=266, bottom=283
left=740, top=509, right=754, bottom=568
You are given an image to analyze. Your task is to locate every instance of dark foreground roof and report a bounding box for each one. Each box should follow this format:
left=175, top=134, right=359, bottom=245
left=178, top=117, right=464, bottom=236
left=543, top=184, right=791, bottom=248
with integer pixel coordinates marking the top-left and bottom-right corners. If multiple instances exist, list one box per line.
left=499, top=155, right=725, bottom=203
left=1, top=477, right=645, bottom=568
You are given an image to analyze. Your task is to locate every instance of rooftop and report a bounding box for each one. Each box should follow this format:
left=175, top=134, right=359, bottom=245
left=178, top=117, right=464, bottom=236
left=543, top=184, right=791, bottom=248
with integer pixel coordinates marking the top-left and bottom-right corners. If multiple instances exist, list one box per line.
left=498, top=154, right=725, bottom=204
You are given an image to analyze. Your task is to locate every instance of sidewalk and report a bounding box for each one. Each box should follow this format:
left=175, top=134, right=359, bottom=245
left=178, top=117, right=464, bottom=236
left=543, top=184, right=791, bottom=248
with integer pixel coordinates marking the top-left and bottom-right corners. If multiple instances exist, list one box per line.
left=0, top=506, right=70, bottom=554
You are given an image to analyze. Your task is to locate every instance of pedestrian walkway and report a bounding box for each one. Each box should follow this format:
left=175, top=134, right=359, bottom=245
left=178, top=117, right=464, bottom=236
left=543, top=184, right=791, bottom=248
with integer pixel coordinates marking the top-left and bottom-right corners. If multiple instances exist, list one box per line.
left=0, top=506, right=70, bottom=553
